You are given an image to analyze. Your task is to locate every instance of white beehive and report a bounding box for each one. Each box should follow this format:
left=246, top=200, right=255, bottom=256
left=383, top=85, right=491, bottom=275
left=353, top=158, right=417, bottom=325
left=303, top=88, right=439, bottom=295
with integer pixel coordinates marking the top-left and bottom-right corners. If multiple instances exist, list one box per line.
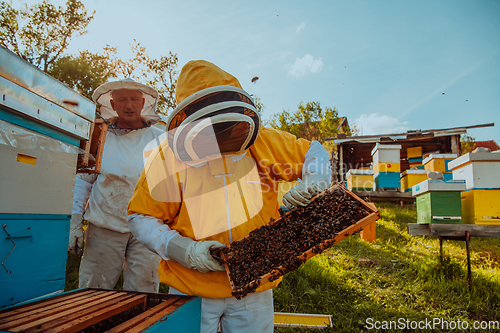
left=371, top=144, right=402, bottom=165
left=448, top=151, right=500, bottom=189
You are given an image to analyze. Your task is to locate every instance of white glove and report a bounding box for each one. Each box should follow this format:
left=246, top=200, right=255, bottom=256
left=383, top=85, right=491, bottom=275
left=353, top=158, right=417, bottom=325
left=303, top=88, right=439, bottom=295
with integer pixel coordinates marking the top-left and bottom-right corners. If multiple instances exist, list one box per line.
left=167, top=235, right=226, bottom=273
left=283, top=172, right=330, bottom=210
left=68, top=213, right=84, bottom=257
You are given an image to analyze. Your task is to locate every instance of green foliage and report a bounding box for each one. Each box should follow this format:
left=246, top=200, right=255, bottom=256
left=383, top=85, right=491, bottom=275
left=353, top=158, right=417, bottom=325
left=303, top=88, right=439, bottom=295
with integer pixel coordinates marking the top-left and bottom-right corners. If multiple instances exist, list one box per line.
left=269, top=102, right=340, bottom=141
left=48, top=47, right=118, bottom=100
left=130, top=41, right=178, bottom=115
left=252, top=95, right=265, bottom=115
left=0, top=0, right=94, bottom=71
left=461, top=134, right=476, bottom=155
left=1, top=1, right=178, bottom=111
left=269, top=101, right=342, bottom=152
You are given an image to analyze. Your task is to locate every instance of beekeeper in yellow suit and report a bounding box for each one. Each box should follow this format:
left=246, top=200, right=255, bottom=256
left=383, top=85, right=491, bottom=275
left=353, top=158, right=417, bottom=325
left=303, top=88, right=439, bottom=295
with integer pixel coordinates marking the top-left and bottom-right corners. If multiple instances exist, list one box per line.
left=69, top=78, right=163, bottom=292
left=127, top=60, right=332, bottom=332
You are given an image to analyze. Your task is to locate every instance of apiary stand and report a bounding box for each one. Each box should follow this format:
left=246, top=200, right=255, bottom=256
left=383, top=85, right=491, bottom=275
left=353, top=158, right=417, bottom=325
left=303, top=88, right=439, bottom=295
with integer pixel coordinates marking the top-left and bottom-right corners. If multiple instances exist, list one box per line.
left=408, top=223, right=500, bottom=289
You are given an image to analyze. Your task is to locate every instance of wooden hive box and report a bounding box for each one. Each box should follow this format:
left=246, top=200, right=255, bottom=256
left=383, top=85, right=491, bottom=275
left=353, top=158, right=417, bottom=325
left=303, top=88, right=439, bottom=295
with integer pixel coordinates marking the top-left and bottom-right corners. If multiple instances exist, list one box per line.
left=218, top=184, right=380, bottom=299
left=412, top=179, right=466, bottom=224
left=77, top=117, right=108, bottom=174
left=0, top=289, right=201, bottom=333
left=461, top=189, right=500, bottom=225
left=346, top=169, right=374, bottom=191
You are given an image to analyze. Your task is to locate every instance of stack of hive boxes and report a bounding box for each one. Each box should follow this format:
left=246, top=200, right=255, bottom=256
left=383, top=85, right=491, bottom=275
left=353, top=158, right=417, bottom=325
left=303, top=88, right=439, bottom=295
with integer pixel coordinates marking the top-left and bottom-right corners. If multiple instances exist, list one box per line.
left=346, top=169, right=374, bottom=191
left=400, top=146, right=428, bottom=192
left=407, top=146, right=424, bottom=169
left=423, top=153, right=457, bottom=181
left=400, top=169, right=429, bottom=192
left=448, top=150, right=500, bottom=224
left=371, top=143, right=401, bottom=191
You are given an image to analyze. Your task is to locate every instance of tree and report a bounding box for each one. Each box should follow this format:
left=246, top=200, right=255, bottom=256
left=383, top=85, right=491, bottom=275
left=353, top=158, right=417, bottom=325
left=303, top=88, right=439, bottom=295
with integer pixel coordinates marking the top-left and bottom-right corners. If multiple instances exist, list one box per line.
left=1, top=1, right=178, bottom=114
left=251, top=95, right=265, bottom=115
left=460, top=134, right=475, bottom=155
left=0, top=0, right=94, bottom=72
left=48, top=46, right=118, bottom=100
left=269, top=101, right=343, bottom=144
left=130, top=41, right=178, bottom=115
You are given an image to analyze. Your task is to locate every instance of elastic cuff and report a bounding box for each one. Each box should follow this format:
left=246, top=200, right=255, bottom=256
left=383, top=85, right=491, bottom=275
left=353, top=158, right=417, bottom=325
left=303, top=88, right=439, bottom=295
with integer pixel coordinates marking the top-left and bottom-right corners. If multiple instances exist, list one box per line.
left=166, top=235, right=194, bottom=268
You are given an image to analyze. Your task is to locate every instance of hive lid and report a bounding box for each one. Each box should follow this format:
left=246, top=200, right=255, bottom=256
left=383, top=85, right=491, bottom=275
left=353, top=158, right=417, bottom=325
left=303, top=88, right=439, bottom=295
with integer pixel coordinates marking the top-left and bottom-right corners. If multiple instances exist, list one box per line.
left=0, top=47, right=94, bottom=141
left=346, top=169, right=374, bottom=177
left=402, top=169, right=429, bottom=176
left=448, top=151, right=500, bottom=170
left=422, top=153, right=458, bottom=165
left=371, top=143, right=402, bottom=155
left=412, top=179, right=466, bottom=196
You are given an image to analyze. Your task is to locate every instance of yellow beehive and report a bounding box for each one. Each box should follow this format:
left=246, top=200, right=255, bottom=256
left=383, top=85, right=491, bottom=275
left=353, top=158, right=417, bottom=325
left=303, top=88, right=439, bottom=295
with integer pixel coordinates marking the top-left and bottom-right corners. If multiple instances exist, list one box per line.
left=373, top=162, right=401, bottom=174
left=461, top=189, right=500, bottom=224
left=346, top=169, right=374, bottom=191
left=400, top=169, right=428, bottom=192
left=407, top=146, right=422, bottom=158
left=423, top=154, right=457, bottom=173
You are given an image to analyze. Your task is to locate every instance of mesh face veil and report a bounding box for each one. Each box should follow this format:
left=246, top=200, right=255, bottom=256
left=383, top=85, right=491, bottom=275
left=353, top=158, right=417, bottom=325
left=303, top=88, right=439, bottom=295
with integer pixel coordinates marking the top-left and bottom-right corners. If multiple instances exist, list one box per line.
left=166, top=85, right=261, bottom=162
left=92, top=78, right=160, bottom=125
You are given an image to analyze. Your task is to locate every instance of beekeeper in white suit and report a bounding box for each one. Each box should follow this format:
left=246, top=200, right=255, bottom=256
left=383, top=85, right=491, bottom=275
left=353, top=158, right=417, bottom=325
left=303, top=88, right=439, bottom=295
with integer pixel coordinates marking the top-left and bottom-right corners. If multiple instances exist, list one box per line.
left=69, top=78, right=164, bottom=292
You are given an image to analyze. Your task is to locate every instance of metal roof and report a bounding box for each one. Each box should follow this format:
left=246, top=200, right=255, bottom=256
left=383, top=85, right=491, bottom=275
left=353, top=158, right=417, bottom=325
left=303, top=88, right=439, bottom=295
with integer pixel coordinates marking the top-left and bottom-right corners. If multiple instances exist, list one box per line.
left=326, top=123, right=494, bottom=144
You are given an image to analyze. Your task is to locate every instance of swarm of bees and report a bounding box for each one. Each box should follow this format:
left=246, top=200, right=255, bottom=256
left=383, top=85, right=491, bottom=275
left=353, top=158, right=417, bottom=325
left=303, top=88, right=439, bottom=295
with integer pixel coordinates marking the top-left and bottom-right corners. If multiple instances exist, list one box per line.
left=221, top=185, right=370, bottom=299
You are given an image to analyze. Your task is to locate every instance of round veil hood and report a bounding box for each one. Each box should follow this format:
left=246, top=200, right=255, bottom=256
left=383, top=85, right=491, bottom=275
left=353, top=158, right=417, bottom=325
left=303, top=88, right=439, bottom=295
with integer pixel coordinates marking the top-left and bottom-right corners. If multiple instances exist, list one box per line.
left=166, top=60, right=261, bottom=162
left=92, top=78, right=160, bottom=124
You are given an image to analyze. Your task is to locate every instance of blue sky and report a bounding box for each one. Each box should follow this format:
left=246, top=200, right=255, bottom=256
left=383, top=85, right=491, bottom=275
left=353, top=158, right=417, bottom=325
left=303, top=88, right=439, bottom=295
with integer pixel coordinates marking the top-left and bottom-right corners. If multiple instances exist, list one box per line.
left=16, top=0, right=500, bottom=143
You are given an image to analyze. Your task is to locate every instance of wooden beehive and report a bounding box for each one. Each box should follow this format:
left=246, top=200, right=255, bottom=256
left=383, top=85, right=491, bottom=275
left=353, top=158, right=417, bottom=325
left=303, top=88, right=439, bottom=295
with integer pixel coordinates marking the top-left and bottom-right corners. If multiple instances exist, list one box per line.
left=0, top=289, right=201, bottom=333
left=77, top=117, right=108, bottom=174
left=219, top=184, right=380, bottom=299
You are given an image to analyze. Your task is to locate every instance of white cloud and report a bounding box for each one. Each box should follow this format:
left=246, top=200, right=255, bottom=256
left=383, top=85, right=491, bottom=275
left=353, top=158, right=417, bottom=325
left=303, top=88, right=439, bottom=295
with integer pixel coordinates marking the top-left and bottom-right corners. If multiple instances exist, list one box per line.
left=296, top=22, right=306, bottom=33
left=354, top=113, right=409, bottom=135
left=286, top=54, right=323, bottom=78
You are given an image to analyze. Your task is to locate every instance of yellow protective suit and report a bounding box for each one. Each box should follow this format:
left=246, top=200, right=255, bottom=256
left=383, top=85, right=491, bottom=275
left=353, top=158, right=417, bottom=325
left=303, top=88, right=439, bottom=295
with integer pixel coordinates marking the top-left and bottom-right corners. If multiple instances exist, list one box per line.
left=128, top=126, right=310, bottom=298
left=127, top=60, right=313, bottom=299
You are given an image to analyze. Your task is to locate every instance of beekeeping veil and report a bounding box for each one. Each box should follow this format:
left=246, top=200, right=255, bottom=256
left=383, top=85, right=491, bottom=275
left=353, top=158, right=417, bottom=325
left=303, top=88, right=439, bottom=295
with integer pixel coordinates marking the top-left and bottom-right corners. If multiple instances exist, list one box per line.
left=166, top=60, right=261, bottom=162
left=92, top=78, right=160, bottom=125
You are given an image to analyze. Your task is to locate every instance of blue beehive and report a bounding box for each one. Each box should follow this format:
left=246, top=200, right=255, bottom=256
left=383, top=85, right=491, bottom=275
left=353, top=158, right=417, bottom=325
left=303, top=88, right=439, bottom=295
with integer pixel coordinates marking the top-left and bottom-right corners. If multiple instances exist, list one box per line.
left=371, top=144, right=402, bottom=191
left=0, top=46, right=95, bottom=307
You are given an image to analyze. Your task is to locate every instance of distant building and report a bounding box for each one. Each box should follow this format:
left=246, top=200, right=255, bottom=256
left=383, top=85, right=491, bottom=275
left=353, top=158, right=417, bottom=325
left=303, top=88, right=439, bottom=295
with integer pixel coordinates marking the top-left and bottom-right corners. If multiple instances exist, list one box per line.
left=326, top=123, right=495, bottom=182
left=473, top=140, right=499, bottom=151
left=337, top=117, right=350, bottom=133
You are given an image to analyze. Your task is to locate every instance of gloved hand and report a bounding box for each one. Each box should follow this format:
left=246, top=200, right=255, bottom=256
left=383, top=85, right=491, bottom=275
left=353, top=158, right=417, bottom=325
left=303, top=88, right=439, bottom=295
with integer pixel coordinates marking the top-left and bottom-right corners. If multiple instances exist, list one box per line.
left=68, top=213, right=84, bottom=257
left=167, top=235, right=226, bottom=273
left=283, top=172, right=330, bottom=211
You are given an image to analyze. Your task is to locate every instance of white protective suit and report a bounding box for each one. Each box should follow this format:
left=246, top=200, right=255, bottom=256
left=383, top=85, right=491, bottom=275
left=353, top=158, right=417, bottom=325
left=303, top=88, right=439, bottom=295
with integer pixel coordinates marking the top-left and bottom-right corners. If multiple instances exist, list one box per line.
left=71, top=79, right=164, bottom=292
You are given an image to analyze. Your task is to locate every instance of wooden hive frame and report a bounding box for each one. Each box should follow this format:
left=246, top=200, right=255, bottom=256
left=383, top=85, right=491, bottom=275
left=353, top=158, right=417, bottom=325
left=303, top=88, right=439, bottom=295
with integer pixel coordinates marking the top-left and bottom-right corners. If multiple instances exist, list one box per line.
left=77, top=117, right=108, bottom=174
left=0, top=289, right=194, bottom=333
left=220, top=183, right=381, bottom=298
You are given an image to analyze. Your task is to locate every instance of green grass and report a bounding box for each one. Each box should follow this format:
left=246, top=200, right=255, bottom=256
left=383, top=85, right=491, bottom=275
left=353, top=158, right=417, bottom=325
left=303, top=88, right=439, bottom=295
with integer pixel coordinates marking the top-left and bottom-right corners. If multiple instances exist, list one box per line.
left=273, top=202, right=500, bottom=332
left=65, top=203, right=500, bottom=332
